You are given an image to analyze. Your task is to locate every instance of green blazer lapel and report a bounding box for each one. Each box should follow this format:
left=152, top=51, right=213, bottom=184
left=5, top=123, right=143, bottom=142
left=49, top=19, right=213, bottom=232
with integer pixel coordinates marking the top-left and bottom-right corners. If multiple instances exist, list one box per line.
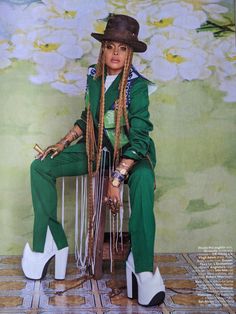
left=88, top=76, right=101, bottom=125
left=104, top=73, right=121, bottom=113
left=87, top=70, right=122, bottom=126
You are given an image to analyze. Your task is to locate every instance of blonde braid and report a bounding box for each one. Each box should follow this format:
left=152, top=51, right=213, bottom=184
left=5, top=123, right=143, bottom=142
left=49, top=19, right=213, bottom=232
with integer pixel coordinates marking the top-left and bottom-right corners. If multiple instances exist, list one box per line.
left=94, top=52, right=105, bottom=174
left=85, top=105, right=95, bottom=263
left=86, top=45, right=107, bottom=264
left=95, top=42, right=106, bottom=78
left=122, top=48, right=133, bottom=131
left=85, top=46, right=106, bottom=263
left=86, top=106, right=96, bottom=172
left=113, top=47, right=133, bottom=165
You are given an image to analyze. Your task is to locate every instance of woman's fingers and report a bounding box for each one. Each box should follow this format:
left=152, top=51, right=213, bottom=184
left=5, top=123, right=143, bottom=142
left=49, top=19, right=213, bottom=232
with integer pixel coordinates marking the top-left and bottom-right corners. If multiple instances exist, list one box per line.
left=104, top=182, right=122, bottom=211
left=104, top=196, right=108, bottom=203
left=34, top=144, right=62, bottom=161
left=50, top=150, right=59, bottom=159
left=109, top=200, right=120, bottom=215
left=40, top=146, right=59, bottom=160
left=104, top=195, right=121, bottom=215
left=41, top=149, right=51, bottom=161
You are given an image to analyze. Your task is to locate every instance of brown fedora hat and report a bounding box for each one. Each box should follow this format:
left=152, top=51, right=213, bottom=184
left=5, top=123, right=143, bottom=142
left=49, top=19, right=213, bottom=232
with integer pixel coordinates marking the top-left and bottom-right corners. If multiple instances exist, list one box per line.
left=91, top=14, right=147, bottom=53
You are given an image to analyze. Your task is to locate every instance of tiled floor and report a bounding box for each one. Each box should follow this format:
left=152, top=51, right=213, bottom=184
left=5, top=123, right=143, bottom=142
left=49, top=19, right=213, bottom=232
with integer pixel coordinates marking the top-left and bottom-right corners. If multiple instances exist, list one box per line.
left=0, top=252, right=235, bottom=313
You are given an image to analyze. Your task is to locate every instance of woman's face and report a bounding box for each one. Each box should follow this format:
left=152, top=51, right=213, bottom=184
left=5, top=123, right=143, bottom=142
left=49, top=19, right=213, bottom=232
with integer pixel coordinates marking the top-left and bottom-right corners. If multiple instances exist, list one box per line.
left=104, top=41, right=128, bottom=75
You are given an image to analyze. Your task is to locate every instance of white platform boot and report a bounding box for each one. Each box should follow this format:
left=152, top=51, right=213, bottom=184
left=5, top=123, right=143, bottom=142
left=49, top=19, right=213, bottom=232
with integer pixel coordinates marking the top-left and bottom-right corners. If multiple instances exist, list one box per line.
left=21, top=227, right=68, bottom=280
left=126, top=251, right=165, bottom=306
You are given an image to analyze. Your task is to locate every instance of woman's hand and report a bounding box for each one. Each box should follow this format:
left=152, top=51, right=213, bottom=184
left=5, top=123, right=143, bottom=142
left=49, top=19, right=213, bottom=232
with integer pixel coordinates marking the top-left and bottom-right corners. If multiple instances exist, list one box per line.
left=36, top=125, right=83, bottom=161
left=105, top=181, right=121, bottom=215
left=37, top=143, right=65, bottom=160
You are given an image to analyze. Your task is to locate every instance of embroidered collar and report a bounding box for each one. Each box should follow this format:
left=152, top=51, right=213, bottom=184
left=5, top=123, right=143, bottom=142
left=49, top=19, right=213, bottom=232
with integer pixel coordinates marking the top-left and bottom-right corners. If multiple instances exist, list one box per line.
left=87, top=64, right=151, bottom=84
left=86, top=64, right=155, bottom=108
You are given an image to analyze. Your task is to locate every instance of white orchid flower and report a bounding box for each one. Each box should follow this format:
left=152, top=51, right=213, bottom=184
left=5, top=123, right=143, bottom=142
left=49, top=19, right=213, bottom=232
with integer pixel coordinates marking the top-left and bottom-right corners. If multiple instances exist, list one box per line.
left=136, top=2, right=207, bottom=39
left=160, top=0, right=229, bottom=22
left=51, top=62, right=87, bottom=96
left=1, top=1, right=109, bottom=95
left=30, top=61, right=87, bottom=96
left=0, top=2, right=39, bottom=34
left=209, top=36, right=236, bottom=78
left=35, top=0, right=108, bottom=37
left=207, top=35, right=236, bottom=102
left=143, top=34, right=211, bottom=82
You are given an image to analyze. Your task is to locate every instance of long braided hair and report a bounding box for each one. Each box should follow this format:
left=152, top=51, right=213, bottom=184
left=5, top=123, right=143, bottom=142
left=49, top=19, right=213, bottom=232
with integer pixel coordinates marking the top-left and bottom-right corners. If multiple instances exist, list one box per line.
left=85, top=41, right=133, bottom=263
left=95, top=41, right=133, bottom=167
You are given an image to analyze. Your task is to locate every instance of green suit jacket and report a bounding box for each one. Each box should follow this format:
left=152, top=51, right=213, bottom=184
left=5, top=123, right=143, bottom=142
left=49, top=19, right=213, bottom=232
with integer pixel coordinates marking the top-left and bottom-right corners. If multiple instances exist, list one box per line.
left=68, top=65, right=156, bottom=168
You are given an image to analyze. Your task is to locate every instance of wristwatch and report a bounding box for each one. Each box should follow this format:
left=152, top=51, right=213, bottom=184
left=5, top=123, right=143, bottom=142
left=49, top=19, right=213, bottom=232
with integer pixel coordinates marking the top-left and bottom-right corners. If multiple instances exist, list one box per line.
left=111, top=177, right=121, bottom=188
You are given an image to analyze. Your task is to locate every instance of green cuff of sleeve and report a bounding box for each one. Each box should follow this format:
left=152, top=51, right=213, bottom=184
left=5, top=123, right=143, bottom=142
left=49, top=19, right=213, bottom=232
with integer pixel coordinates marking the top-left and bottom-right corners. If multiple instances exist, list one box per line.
left=74, top=119, right=86, bottom=133
left=122, top=149, right=142, bottom=161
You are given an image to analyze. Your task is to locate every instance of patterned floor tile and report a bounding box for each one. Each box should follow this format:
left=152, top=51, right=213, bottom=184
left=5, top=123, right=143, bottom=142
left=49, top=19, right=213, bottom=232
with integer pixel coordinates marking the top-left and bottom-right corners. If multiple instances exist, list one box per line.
left=41, top=277, right=92, bottom=294
left=165, top=279, right=197, bottom=290
left=171, top=294, right=210, bottom=306
left=0, top=296, right=24, bottom=307
left=97, top=275, right=125, bottom=292
left=100, top=292, right=164, bottom=312
left=160, top=265, right=190, bottom=276
left=38, top=311, right=100, bottom=314
left=39, top=292, right=95, bottom=310
left=0, top=281, right=26, bottom=290
left=104, top=311, right=163, bottom=314
left=0, top=268, right=23, bottom=277
left=0, top=253, right=235, bottom=313
left=155, top=253, right=186, bottom=264
left=171, top=311, right=231, bottom=314
left=0, top=294, right=32, bottom=311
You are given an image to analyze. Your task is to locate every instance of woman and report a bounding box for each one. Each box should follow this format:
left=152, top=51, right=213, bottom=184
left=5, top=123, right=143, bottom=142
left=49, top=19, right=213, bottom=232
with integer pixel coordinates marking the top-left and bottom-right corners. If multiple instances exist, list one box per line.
left=22, top=14, right=165, bottom=307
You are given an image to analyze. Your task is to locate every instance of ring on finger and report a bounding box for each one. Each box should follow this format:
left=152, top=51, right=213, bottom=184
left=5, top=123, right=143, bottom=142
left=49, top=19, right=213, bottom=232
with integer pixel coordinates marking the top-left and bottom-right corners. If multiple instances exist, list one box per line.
left=104, top=197, right=108, bottom=203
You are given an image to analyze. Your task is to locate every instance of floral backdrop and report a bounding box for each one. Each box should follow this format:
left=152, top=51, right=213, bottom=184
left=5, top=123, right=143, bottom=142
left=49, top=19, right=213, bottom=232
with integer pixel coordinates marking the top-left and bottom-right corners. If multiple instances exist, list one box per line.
left=0, top=0, right=235, bottom=254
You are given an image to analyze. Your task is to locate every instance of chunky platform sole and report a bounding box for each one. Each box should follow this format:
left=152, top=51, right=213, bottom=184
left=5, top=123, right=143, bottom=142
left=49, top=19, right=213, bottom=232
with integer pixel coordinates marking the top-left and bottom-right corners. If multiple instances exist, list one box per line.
left=126, top=265, right=138, bottom=299
left=141, top=291, right=165, bottom=307
left=22, top=243, right=68, bottom=280
left=126, top=256, right=165, bottom=307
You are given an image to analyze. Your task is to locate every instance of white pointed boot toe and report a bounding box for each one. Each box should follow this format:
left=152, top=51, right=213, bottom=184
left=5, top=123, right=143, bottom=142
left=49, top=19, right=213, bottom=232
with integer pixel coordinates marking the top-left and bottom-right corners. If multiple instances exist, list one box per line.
left=21, top=227, right=68, bottom=280
left=137, top=266, right=165, bottom=306
left=21, top=242, right=54, bottom=279
left=126, top=251, right=165, bottom=306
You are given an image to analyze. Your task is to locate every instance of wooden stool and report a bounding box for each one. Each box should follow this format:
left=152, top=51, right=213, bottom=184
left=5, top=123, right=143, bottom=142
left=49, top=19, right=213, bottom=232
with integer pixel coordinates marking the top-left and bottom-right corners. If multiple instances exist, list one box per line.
left=60, top=175, right=130, bottom=279
left=93, top=175, right=130, bottom=279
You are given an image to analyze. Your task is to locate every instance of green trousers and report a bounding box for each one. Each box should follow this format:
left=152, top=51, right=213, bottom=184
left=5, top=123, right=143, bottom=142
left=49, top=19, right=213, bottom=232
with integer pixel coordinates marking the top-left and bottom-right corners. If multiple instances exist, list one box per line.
left=30, top=144, right=156, bottom=273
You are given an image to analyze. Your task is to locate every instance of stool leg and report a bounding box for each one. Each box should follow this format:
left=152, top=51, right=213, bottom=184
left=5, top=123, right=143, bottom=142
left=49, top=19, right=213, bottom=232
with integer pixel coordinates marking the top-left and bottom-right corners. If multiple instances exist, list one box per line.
left=93, top=177, right=109, bottom=279
left=93, top=204, right=106, bottom=279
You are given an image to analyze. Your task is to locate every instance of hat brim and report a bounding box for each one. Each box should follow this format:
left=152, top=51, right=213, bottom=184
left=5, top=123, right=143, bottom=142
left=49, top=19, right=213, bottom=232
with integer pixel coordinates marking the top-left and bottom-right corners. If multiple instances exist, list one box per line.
left=91, top=33, right=147, bottom=53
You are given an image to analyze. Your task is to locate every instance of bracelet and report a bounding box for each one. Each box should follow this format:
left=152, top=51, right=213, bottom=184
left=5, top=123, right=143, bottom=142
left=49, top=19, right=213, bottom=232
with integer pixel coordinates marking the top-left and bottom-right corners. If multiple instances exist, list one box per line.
left=110, top=177, right=121, bottom=188
left=116, top=166, right=128, bottom=176
left=58, top=139, right=70, bottom=148
left=111, top=170, right=125, bottom=182
left=69, top=129, right=79, bottom=141
left=110, top=170, right=126, bottom=188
